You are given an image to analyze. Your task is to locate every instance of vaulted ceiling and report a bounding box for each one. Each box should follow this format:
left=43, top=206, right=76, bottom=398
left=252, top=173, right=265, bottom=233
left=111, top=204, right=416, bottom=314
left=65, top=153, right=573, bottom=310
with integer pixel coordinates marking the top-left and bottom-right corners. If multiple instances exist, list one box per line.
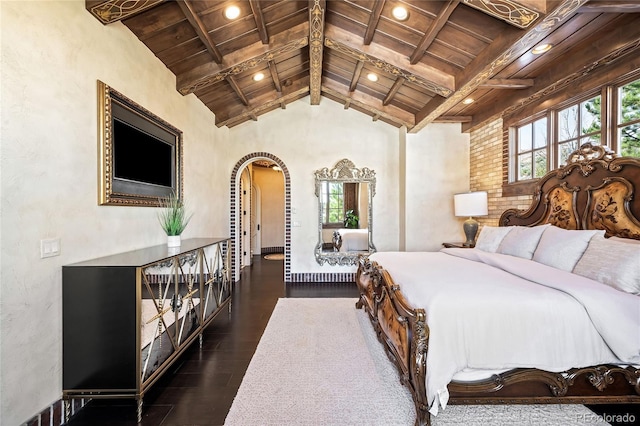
left=86, top=0, right=640, bottom=132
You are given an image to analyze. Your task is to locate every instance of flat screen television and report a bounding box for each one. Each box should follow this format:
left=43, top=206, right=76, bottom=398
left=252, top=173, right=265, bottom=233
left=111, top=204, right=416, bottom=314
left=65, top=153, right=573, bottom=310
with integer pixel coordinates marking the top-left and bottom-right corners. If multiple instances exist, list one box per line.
left=98, top=80, right=183, bottom=206
left=111, top=101, right=176, bottom=198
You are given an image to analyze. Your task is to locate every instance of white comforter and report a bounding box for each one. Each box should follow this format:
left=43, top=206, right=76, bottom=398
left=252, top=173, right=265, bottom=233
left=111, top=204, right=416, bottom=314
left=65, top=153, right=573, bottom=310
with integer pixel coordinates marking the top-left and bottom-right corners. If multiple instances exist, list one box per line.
left=338, top=228, right=369, bottom=252
left=368, top=249, right=640, bottom=415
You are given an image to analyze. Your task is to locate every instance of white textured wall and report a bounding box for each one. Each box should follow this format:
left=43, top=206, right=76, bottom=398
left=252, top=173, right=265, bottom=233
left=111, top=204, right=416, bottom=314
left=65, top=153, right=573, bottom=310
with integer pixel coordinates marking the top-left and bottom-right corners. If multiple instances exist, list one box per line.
left=0, top=2, right=229, bottom=424
left=405, top=125, right=470, bottom=250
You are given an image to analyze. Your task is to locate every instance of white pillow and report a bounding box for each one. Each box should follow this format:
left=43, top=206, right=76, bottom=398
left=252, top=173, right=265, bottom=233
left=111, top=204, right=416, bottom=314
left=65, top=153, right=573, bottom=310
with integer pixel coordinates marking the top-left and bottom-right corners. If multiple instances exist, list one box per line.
left=497, top=224, right=550, bottom=259
left=532, top=226, right=603, bottom=271
left=609, top=236, right=640, bottom=245
left=573, top=234, right=640, bottom=295
left=474, top=226, right=513, bottom=252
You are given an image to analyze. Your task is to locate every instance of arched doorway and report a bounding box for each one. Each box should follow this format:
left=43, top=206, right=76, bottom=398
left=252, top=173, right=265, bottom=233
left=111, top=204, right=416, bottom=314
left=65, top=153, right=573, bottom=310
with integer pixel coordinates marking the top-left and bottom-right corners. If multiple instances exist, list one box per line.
left=230, top=153, right=291, bottom=282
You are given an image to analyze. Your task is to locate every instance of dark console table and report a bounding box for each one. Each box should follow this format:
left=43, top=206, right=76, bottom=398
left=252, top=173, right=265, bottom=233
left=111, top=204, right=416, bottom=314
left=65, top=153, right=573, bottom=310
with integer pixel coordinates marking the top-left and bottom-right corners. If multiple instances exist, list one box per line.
left=62, top=238, right=231, bottom=422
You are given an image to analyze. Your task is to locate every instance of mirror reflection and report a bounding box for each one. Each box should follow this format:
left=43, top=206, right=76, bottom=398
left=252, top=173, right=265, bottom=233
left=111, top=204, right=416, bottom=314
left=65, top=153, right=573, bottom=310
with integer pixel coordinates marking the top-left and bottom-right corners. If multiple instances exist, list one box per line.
left=314, top=159, right=376, bottom=265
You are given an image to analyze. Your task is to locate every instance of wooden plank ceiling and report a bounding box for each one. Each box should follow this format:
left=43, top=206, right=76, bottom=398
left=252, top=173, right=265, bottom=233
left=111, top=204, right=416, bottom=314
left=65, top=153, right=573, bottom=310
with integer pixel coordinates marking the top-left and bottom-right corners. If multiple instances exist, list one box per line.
left=86, top=0, right=640, bottom=131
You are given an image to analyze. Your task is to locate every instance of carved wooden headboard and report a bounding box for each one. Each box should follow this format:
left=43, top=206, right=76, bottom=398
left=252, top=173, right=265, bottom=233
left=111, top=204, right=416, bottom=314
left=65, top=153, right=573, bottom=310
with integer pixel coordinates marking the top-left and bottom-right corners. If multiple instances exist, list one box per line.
left=500, top=144, right=640, bottom=240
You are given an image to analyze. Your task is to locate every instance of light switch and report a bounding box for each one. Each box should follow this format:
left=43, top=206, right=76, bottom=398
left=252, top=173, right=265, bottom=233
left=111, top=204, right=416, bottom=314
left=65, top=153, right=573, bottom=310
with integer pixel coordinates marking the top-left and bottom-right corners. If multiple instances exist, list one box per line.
left=41, top=238, right=61, bottom=258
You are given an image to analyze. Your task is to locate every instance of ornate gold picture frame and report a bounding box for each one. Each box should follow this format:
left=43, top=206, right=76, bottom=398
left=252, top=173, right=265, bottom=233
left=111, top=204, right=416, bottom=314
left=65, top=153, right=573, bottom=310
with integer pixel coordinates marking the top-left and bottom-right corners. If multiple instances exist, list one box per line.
left=97, top=80, right=183, bottom=207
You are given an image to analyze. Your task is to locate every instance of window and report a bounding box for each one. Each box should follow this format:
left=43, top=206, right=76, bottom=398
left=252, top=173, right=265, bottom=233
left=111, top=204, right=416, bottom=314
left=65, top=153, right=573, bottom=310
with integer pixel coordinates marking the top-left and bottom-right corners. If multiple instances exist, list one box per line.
left=507, top=76, right=640, bottom=188
left=515, top=117, right=547, bottom=181
left=321, top=181, right=345, bottom=225
left=557, top=95, right=601, bottom=165
left=320, top=182, right=359, bottom=226
left=618, top=79, right=640, bottom=157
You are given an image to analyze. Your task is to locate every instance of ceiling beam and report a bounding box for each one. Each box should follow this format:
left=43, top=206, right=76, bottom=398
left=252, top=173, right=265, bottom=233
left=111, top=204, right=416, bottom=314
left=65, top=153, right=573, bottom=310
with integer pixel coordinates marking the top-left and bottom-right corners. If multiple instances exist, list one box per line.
left=383, top=77, right=405, bottom=106
left=412, top=0, right=588, bottom=133
left=177, top=22, right=309, bottom=95
left=177, top=0, right=223, bottom=64
left=465, top=19, right=640, bottom=132
left=479, top=78, right=534, bottom=89
left=309, top=0, right=326, bottom=105
left=85, top=0, right=163, bottom=24
left=322, top=79, right=415, bottom=128
left=577, top=1, right=640, bottom=13
left=268, top=61, right=282, bottom=93
left=324, top=25, right=454, bottom=97
left=410, top=0, right=459, bottom=65
left=216, top=78, right=310, bottom=127
left=349, top=61, right=365, bottom=92
left=463, top=0, right=541, bottom=29
left=226, top=76, right=250, bottom=106
left=434, top=115, right=472, bottom=123
left=363, top=0, right=385, bottom=45
left=249, top=0, right=269, bottom=44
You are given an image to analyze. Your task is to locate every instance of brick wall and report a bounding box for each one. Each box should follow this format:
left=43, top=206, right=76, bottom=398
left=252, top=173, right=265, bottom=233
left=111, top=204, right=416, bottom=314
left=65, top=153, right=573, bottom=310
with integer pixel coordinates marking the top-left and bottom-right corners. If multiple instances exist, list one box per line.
left=470, top=118, right=532, bottom=227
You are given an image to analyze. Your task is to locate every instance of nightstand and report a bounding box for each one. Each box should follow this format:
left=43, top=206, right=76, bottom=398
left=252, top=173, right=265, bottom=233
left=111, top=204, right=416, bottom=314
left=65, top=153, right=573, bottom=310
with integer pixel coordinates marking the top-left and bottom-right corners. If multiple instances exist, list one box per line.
left=442, top=242, right=474, bottom=248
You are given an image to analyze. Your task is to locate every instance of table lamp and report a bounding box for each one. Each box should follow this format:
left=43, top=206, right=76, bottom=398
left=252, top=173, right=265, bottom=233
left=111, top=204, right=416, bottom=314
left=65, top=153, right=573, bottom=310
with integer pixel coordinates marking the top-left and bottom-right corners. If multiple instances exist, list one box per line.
left=454, top=191, right=488, bottom=246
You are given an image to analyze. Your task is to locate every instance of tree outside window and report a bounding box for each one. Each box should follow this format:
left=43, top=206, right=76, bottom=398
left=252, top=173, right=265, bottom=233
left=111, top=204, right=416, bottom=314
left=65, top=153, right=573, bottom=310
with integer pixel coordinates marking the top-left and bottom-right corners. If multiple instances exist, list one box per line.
left=618, top=79, right=640, bottom=157
left=558, top=95, right=601, bottom=165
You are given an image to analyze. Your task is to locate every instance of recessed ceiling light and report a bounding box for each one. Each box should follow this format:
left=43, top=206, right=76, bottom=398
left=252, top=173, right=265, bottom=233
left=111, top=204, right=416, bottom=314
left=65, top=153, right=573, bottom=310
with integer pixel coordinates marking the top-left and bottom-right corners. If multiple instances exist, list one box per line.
left=253, top=72, right=265, bottom=82
left=367, top=73, right=379, bottom=82
left=224, top=5, right=241, bottom=20
left=392, top=6, right=409, bottom=21
left=462, top=98, right=474, bottom=105
left=532, top=43, right=553, bottom=55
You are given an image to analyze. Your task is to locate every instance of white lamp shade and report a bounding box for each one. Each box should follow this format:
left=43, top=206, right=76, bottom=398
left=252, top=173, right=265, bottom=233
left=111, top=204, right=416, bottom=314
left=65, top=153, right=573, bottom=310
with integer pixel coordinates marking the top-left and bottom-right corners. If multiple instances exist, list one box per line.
left=454, top=191, right=488, bottom=217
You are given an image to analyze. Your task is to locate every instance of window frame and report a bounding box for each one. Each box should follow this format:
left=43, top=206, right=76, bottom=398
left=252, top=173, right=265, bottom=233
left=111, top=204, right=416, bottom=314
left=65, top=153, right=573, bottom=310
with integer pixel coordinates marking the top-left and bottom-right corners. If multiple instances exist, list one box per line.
left=320, top=181, right=345, bottom=227
left=320, top=181, right=360, bottom=228
left=615, top=78, right=640, bottom=157
left=555, top=93, right=603, bottom=166
left=510, top=114, right=550, bottom=183
left=504, top=72, right=640, bottom=196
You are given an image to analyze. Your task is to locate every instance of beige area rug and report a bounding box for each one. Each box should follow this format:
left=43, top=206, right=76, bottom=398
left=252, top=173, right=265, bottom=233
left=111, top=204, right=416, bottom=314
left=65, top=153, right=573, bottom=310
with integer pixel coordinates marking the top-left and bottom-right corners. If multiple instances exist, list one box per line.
left=224, top=298, right=599, bottom=426
left=263, top=253, right=284, bottom=261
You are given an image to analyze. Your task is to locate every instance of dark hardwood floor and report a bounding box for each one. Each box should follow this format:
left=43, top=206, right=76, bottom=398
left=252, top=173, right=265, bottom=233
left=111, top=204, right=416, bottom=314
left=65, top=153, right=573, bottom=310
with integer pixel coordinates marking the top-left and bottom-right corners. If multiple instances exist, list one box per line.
left=64, top=254, right=636, bottom=426
left=64, top=255, right=358, bottom=426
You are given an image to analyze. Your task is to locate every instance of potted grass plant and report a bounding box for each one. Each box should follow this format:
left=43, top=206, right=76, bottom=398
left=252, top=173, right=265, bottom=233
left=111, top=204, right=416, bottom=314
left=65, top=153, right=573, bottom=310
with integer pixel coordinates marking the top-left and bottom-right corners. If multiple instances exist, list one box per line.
left=158, top=192, right=192, bottom=247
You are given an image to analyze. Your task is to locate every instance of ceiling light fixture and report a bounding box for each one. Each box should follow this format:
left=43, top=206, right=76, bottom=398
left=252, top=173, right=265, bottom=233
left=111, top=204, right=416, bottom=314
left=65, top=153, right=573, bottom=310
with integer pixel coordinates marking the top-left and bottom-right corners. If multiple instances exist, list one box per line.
left=532, top=43, right=552, bottom=55
left=253, top=72, right=265, bottom=82
left=367, top=73, right=379, bottom=82
left=392, top=6, right=409, bottom=21
left=224, top=5, right=241, bottom=20
left=462, top=98, right=474, bottom=105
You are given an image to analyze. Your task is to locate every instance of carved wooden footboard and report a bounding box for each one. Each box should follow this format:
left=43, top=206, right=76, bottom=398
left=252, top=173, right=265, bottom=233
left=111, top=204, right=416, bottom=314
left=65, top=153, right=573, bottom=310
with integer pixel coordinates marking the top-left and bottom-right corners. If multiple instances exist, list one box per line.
left=356, top=256, right=431, bottom=425
left=355, top=256, right=640, bottom=426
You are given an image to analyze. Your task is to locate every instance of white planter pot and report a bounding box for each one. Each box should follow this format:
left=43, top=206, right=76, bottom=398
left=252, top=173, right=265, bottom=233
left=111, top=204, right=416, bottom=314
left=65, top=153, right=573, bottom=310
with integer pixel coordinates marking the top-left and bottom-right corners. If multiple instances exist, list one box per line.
left=167, top=235, right=181, bottom=247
